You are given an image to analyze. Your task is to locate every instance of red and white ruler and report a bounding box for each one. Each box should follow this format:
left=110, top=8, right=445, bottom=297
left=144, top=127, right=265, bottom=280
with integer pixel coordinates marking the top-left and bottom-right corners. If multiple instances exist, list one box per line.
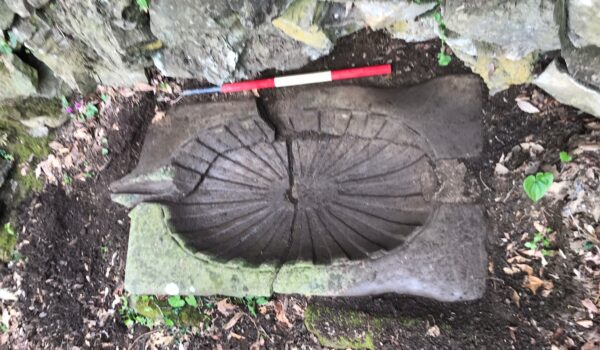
left=182, top=64, right=392, bottom=96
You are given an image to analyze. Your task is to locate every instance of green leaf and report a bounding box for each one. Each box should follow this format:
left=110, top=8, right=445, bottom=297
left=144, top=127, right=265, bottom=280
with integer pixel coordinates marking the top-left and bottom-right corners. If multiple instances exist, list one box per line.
left=0, top=39, right=12, bottom=55
left=101, top=148, right=109, bottom=156
left=84, top=103, right=98, bottom=118
left=167, top=296, right=185, bottom=308
left=523, top=172, right=554, bottom=202
left=164, top=317, right=174, bottom=327
left=101, top=94, right=109, bottom=102
left=255, top=297, right=268, bottom=306
left=136, top=0, right=149, bottom=11
left=583, top=241, right=594, bottom=251
left=433, top=12, right=442, bottom=24
left=524, top=241, right=537, bottom=250
left=533, top=233, right=544, bottom=243
left=60, top=96, right=69, bottom=109
left=559, top=151, right=572, bottom=163
left=124, top=318, right=134, bottom=327
left=3, top=222, right=14, bottom=235
left=184, top=295, right=198, bottom=307
left=437, top=52, right=452, bottom=66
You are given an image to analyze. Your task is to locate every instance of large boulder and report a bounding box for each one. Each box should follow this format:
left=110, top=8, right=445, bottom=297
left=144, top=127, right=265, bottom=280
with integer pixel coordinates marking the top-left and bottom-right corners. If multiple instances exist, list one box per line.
left=0, top=0, right=14, bottom=30
left=567, top=0, right=600, bottom=48
left=534, top=59, right=600, bottom=118
left=444, top=0, right=560, bottom=58
left=150, top=0, right=314, bottom=85
left=11, top=0, right=155, bottom=92
left=0, top=53, right=37, bottom=100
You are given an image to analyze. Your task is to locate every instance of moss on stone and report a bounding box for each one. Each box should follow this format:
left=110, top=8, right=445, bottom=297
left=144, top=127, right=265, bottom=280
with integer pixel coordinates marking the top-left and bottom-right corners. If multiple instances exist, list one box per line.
left=0, top=223, right=17, bottom=263
left=0, top=116, right=50, bottom=201
left=130, top=295, right=210, bottom=328
left=304, top=304, right=380, bottom=350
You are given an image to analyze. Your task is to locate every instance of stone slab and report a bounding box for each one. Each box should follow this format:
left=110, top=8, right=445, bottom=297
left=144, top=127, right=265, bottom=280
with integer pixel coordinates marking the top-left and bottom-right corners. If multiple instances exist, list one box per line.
left=534, top=59, right=600, bottom=118
left=116, top=75, right=488, bottom=301
left=126, top=202, right=487, bottom=301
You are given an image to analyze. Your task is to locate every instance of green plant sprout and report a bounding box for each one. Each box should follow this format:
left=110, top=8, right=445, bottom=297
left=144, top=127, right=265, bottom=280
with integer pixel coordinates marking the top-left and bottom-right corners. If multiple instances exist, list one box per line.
left=523, top=172, right=553, bottom=202
left=3, top=222, right=15, bottom=235
left=559, top=151, right=572, bottom=163
left=0, top=149, right=13, bottom=161
left=524, top=229, right=553, bottom=256
left=433, top=10, right=452, bottom=66
left=241, top=296, right=269, bottom=317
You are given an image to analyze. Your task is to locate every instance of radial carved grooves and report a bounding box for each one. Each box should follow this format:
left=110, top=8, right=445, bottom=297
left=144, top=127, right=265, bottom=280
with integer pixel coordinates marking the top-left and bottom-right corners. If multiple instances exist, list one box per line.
left=167, top=117, right=436, bottom=264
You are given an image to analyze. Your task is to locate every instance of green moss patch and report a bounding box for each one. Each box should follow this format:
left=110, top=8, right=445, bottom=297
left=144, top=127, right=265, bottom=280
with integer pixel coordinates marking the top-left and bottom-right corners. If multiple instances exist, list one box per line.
left=304, top=304, right=384, bottom=350
left=120, top=295, right=212, bottom=329
left=0, top=223, right=17, bottom=263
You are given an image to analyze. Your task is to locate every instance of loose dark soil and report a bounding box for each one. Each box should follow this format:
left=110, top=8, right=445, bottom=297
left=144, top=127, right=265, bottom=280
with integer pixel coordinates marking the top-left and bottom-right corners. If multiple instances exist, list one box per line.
left=5, top=29, right=594, bottom=349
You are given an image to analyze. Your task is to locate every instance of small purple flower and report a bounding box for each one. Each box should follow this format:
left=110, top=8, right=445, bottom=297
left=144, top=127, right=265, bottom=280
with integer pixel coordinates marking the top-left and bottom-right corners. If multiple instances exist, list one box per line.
left=74, top=101, right=83, bottom=112
left=65, top=107, right=73, bottom=114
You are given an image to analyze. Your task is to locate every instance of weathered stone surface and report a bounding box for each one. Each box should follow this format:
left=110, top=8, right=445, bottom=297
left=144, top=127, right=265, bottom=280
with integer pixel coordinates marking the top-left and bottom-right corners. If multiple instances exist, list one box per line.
left=11, top=1, right=154, bottom=92
left=0, top=54, right=37, bottom=100
left=4, top=0, right=28, bottom=18
left=0, top=0, right=15, bottom=30
left=114, top=76, right=487, bottom=300
left=562, top=45, right=600, bottom=89
left=354, top=0, right=436, bottom=30
left=444, top=0, right=560, bottom=58
left=151, top=0, right=313, bottom=85
left=387, top=16, right=437, bottom=43
left=534, top=59, right=600, bottom=118
left=447, top=36, right=535, bottom=94
left=567, top=0, right=600, bottom=48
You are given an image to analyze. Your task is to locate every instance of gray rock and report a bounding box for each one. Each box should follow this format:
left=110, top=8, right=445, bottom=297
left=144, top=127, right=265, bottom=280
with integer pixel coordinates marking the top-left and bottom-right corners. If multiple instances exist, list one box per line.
left=0, top=158, right=12, bottom=189
left=0, top=0, right=15, bottom=30
left=387, top=15, right=437, bottom=43
left=26, top=0, right=49, bottom=8
left=562, top=45, right=600, bottom=89
left=534, top=59, right=600, bottom=118
left=567, top=0, right=600, bottom=48
left=150, top=0, right=316, bottom=85
left=11, top=1, right=154, bottom=92
left=4, top=0, right=28, bottom=18
left=0, top=54, right=38, bottom=100
left=444, top=0, right=560, bottom=58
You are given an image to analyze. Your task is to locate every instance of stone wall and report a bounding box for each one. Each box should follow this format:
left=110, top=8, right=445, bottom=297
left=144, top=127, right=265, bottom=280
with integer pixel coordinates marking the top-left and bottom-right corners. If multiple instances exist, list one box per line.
left=0, top=0, right=599, bottom=117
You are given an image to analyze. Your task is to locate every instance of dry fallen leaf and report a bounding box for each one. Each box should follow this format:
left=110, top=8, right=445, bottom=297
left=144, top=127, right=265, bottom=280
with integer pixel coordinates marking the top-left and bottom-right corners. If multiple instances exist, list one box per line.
left=516, top=264, right=534, bottom=276
left=224, top=312, right=244, bottom=330
left=229, top=332, right=245, bottom=340
left=516, top=99, right=541, bottom=114
left=426, top=325, right=440, bottom=337
left=274, top=299, right=292, bottom=329
left=152, top=110, right=166, bottom=124
left=217, top=298, right=237, bottom=316
left=581, top=299, right=598, bottom=314
left=523, top=275, right=554, bottom=295
left=576, top=320, right=594, bottom=328
left=134, top=83, right=156, bottom=92
left=510, top=287, right=520, bottom=308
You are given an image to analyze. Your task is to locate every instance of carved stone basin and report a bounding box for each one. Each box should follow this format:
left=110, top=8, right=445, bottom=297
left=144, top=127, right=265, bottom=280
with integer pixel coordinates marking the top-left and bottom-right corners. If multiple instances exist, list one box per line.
left=111, top=75, right=487, bottom=301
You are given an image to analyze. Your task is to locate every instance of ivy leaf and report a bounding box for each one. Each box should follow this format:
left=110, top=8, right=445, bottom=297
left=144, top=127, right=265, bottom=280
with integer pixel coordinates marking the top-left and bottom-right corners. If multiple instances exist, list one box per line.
left=437, top=52, right=452, bottom=66
left=136, top=0, right=149, bottom=11
left=559, top=151, right=572, bottom=163
left=167, top=296, right=185, bottom=308
left=524, top=241, right=537, bottom=250
left=523, top=172, right=554, bottom=202
left=184, top=295, right=198, bottom=307
left=84, top=103, right=98, bottom=118
left=255, top=297, right=269, bottom=305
